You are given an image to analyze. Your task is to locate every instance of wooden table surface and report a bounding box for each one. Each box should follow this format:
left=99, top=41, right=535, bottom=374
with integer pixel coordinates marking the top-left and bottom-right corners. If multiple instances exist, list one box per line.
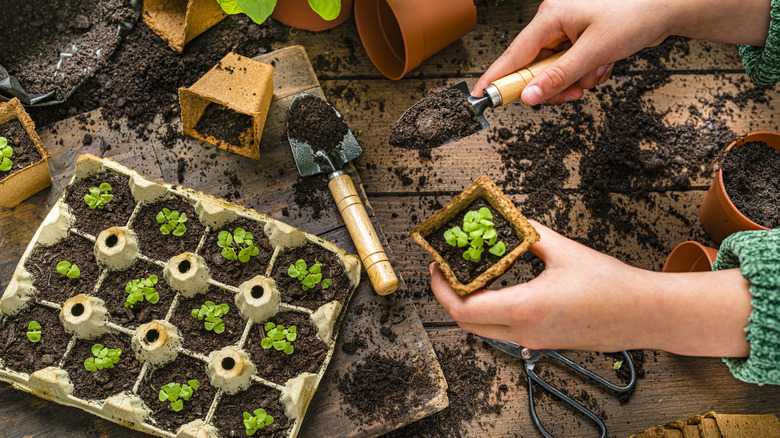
left=3, top=1, right=780, bottom=437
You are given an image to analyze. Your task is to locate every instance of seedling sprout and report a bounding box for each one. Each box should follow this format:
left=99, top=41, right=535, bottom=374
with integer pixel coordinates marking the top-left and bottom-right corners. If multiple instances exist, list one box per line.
left=159, top=380, right=200, bottom=412
left=444, top=207, right=507, bottom=262
left=83, top=183, right=114, bottom=209
left=125, top=275, right=160, bottom=308
left=287, top=259, right=332, bottom=290
left=156, top=208, right=188, bottom=236
left=56, top=261, right=81, bottom=279
left=218, top=228, right=260, bottom=263
left=191, top=301, right=229, bottom=334
left=244, top=408, right=275, bottom=435
left=0, top=136, right=13, bottom=172
left=84, top=344, right=122, bottom=371
left=260, top=322, right=297, bottom=355
left=26, top=321, right=41, bottom=343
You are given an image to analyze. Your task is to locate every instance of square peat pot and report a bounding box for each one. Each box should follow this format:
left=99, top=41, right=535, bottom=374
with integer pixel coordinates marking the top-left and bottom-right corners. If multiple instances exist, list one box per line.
left=0, top=98, right=52, bottom=208
left=179, top=52, right=274, bottom=161
left=410, top=175, right=539, bottom=296
left=142, top=0, right=227, bottom=53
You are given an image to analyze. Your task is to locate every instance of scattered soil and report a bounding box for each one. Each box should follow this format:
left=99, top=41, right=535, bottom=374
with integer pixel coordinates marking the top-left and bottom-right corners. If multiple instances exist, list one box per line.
left=212, top=383, right=290, bottom=438
left=0, top=303, right=71, bottom=375
left=721, top=141, right=780, bottom=228
left=170, top=286, right=245, bottom=356
left=287, top=95, right=348, bottom=152
left=63, top=331, right=141, bottom=400
left=131, top=197, right=206, bottom=261
left=200, top=217, right=274, bottom=287
left=292, top=173, right=331, bottom=221
left=389, top=88, right=482, bottom=155
left=0, top=119, right=40, bottom=176
left=245, top=311, right=327, bottom=385
left=194, top=103, right=254, bottom=148
left=605, top=350, right=646, bottom=404
left=137, top=354, right=216, bottom=433
left=427, top=198, right=521, bottom=284
left=270, top=242, right=352, bottom=310
left=64, top=171, right=136, bottom=237
left=25, top=233, right=100, bottom=305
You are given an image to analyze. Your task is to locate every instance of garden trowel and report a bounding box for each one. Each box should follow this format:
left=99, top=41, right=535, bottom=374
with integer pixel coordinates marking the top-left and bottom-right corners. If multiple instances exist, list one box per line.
left=288, top=94, right=399, bottom=296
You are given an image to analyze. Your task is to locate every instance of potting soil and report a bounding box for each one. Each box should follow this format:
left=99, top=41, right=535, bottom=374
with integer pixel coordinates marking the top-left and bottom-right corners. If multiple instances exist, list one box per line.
left=721, top=141, right=780, bottom=228
left=287, top=95, right=349, bottom=152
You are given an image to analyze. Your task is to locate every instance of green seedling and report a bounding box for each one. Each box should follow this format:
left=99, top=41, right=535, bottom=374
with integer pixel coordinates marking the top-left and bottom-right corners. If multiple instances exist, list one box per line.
left=191, top=301, right=230, bottom=334
left=83, top=182, right=113, bottom=209
left=243, top=408, right=275, bottom=435
left=218, top=228, right=260, bottom=263
left=287, top=259, right=332, bottom=291
left=217, top=0, right=341, bottom=27
left=56, top=261, right=81, bottom=279
left=613, top=360, right=624, bottom=370
left=84, top=344, right=122, bottom=371
left=156, top=208, right=188, bottom=236
left=443, top=207, right=507, bottom=263
left=26, top=321, right=41, bottom=343
left=124, top=275, right=160, bottom=308
left=158, top=380, right=200, bottom=412
left=0, top=136, right=13, bottom=172
left=260, top=322, right=297, bottom=355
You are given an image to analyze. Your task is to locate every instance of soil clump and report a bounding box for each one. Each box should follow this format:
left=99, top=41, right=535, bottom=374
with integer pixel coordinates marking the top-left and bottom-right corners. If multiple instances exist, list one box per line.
left=287, top=95, right=349, bottom=152
left=721, top=141, right=780, bottom=228
left=194, top=104, right=254, bottom=147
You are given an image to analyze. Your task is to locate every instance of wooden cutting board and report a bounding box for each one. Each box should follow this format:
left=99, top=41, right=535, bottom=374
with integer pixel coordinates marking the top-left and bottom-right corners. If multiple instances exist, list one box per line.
left=0, top=45, right=447, bottom=437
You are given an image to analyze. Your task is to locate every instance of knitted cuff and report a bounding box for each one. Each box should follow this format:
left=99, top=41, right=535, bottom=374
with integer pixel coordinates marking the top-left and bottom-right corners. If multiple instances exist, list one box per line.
left=713, top=228, right=780, bottom=385
left=738, top=0, right=780, bottom=85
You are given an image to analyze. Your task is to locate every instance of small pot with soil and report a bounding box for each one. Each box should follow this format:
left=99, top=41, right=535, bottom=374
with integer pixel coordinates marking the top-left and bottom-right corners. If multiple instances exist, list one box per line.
left=179, top=52, right=274, bottom=160
left=662, top=241, right=719, bottom=273
left=699, top=132, right=780, bottom=243
left=142, top=0, right=227, bottom=53
left=0, top=98, right=51, bottom=208
left=410, top=175, right=540, bottom=295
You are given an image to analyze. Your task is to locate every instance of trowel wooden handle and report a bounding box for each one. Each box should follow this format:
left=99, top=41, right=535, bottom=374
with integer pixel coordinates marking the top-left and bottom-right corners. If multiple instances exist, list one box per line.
left=328, top=174, right=399, bottom=295
left=490, top=50, right=567, bottom=106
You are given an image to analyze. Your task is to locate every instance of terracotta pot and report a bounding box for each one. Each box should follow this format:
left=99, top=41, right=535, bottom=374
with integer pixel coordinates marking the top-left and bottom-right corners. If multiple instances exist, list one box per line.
left=699, top=131, right=780, bottom=243
left=271, top=0, right=354, bottom=31
left=662, top=241, right=719, bottom=273
left=354, top=0, right=476, bottom=80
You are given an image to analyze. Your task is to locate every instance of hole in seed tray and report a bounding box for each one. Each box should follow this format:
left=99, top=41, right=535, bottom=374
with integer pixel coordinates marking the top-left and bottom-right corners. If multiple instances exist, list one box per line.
left=221, top=357, right=236, bottom=370
left=178, top=259, right=191, bottom=273
left=145, top=329, right=160, bottom=343
left=105, top=234, right=119, bottom=248
left=71, top=303, right=85, bottom=317
left=251, top=285, right=264, bottom=299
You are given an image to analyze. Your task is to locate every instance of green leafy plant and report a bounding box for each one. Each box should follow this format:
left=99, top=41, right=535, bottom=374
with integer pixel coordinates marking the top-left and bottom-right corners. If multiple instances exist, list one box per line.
left=56, top=261, right=81, bottom=279
left=244, top=408, right=275, bottom=435
left=156, top=208, right=188, bottom=236
left=26, top=321, right=41, bottom=343
left=84, top=344, right=122, bottom=371
left=83, top=182, right=113, bottom=209
left=0, top=136, right=13, bottom=172
left=124, top=275, right=160, bottom=308
left=443, top=207, right=507, bottom=263
left=218, top=228, right=260, bottom=263
left=191, top=301, right=230, bottom=334
left=260, top=322, right=297, bottom=355
left=216, top=0, right=341, bottom=27
left=613, top=360, right=624, bottom=370
left=158, top=380, right=200, bottom=412
left=287, top=259, right=332, bottom=291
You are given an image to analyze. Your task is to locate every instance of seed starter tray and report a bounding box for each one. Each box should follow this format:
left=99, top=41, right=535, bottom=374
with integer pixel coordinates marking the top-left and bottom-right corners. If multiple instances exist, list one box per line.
left=0, top=154, right=361, bottom=438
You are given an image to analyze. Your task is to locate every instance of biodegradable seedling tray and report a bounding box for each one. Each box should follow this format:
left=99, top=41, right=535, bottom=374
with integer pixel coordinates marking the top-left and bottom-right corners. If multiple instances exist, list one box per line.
left=0, top=155, right=360, bottom=438
left=142, top=0, right=227, bottom=53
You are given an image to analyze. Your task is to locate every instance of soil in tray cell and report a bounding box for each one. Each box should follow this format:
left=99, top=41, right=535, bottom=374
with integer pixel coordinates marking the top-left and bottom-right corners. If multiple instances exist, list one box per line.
left=0, top=119, right=41, bottom=176
left=25, top=233, right=100, bottom=305
left=62, top=331, right=141, bottom=400
left=94, top=259, right=174, bottom=329
left=0, top=303, right=72, bottom=375
left=170, top=286, right=245, bottom=356
left=722, top=141, right=780, bottom=229
left=195, top=103, right=254, bottom=147
left=427, top=198, right=522, bottom=284
left=64, top=171, right=136, bottom=237
left=131, top=197, right=207, bottom=262
left=287, top=94, right=349, bottom=153
left=212, top=383, right=290, bottom=438
left=201, top=217, right=274, bottom=287
left=245, top=311, right=327, bottom=385
left=138, top=354, right=217, bottom=432
left=270, top=242, right=351, bottom=310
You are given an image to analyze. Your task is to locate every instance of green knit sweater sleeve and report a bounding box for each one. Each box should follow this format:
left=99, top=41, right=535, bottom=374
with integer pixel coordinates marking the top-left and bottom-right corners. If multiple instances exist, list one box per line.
left=712, top=228, right=780, bottom=385
left=738, top=0, right=780, bottom=85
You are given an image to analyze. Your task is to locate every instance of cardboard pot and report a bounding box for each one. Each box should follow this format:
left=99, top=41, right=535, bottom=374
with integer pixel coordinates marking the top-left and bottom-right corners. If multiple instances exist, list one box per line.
left=662, top=241, right=719, bottom=273
left=142, top=0, right=227, bottom=53
left=179, top=52, right=274, bottom=160
left=0, top=98, right=52, bottom=208
left=354, top=0, right=476, bottom=80
left=699, top=132, right=779, bottom=243
left=271, top=0, right=354, bottom=31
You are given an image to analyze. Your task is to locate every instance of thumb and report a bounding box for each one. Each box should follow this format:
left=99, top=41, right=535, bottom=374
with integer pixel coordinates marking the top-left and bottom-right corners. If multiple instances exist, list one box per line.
left=526, top=220, right=587, bottom=264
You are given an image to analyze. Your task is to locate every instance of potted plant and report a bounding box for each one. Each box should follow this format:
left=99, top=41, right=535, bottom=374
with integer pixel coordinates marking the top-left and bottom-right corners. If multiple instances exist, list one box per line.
left=216, top=0, right=354, bottom=31
left=410, top=175, right=540, bottom=295
left=143, top=0, right=227, bottom=53
left=0, top=98, right=52, bottom=208
left=662, top=241, right=719, bottom=273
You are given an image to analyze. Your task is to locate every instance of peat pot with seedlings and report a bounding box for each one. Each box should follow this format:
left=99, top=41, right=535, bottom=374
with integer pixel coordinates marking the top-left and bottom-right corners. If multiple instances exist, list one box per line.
left=410, top=175, right=539, bottom=295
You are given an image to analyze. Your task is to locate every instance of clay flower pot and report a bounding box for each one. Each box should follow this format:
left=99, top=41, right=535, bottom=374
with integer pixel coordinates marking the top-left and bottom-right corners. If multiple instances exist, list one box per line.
left=699, top=132, right=779, bottom=243
left=410, top=175, right=539, bottom=296
left=272, top=0, right=354, bottom=31
left=143, top=0, right=227, bottom=53
left=0, top=98, right=52, bottom=208
left=662, top=241, right=719, bottom=273
left=354, top=0, right=476, bottom=80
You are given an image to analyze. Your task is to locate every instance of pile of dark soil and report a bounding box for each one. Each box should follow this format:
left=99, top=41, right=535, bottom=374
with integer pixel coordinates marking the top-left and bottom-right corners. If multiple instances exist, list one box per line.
left=287, top=95, right=349, bottom=152
left=194, top=103, right=254, bottom=147
left=721, top=141, right=780, bottom=228
left=212, top=384, right=290, bottom=437
left=0, top=119, right=40, bottom=175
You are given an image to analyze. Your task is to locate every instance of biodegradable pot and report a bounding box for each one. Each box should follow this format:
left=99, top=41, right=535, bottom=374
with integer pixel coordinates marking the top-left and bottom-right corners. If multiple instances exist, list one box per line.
left=662, top=241, right=719, bottom=273
left=0, top=98, right=52, bottom=208
left=179, top=52, right=274, bottom=160
left=142, top=0, right=227, bottom=53
left=699, top=132, right=779, bottom=243
left=271, top=0, right=354, bottom=31
left=354, top=0, right=476, bottom=80
left=410, top=175, right=540, bottom=296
